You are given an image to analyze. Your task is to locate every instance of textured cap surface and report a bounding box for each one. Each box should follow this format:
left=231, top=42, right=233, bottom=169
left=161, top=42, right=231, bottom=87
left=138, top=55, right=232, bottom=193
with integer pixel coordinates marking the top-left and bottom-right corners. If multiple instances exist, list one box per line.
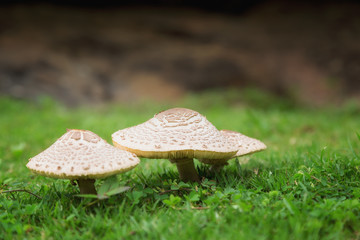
left=112, top=108, right=238, bottom=159
left=27, top=129, right=140, bottom=179
left=221, top=130, right=267, bottom=157
left=198, top=130, right=266, bottom=165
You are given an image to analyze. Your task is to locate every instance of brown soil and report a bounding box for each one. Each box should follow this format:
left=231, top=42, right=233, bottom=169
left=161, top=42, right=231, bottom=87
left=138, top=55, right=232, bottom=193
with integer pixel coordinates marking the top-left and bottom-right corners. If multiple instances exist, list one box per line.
left=0, top=1, right=359, bottom=106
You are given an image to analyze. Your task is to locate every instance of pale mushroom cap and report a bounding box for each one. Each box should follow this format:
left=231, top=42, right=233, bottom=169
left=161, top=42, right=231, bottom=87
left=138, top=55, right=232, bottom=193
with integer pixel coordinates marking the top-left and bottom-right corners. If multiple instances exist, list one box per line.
left=221, top=130, right=267, bottom=157
left=112, top=108, right=238, bottom=159
left=198, top=130, right=267, bottom=165
left=27, top=129, right=140, bottom=180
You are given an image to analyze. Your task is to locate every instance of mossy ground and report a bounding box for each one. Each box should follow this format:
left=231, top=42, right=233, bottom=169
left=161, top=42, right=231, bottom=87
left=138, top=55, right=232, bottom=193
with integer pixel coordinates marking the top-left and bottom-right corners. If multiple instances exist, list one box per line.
left=1, top=90, right=360, bottom=239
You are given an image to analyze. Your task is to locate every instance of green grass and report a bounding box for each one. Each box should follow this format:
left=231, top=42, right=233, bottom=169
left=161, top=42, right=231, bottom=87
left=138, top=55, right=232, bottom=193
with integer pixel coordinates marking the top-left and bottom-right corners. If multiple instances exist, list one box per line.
left=1, top=90, right=360, bottom=240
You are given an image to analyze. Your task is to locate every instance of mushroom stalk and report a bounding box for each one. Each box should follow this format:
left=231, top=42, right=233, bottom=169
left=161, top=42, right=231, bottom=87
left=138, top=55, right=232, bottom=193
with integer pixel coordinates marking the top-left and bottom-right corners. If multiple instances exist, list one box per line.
left=170, top=158, right=200, bottom=183
left=77, top=179, right=97, bottom=195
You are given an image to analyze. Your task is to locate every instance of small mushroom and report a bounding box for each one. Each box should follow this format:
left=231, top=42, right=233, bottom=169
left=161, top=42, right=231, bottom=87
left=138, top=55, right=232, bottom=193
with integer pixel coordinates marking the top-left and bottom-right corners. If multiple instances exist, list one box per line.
left=112, top=108, right=238, bottom=182
left=199, top=130, right=267, bottom=171
left=27, top=129, right=140, bottom=194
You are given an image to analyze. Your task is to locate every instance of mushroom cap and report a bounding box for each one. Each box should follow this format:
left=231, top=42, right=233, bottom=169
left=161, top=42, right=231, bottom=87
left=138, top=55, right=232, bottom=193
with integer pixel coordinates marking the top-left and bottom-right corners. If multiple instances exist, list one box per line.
left=221, top=130, right=267, bottom=157
left=112, top=108, right=238, bottom=159
left=198, top=130, right=267, bottom=165
left=27, top=129, right=140, bottom=180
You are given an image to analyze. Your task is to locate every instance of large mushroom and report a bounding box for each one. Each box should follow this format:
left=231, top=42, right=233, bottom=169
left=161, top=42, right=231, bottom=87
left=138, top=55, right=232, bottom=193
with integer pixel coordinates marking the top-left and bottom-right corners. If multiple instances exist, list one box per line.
left=112, top=108, right=238, bottom=182
left=199, top=130, right=267, bottom=171
left=27, top=129, right=140, bottom=194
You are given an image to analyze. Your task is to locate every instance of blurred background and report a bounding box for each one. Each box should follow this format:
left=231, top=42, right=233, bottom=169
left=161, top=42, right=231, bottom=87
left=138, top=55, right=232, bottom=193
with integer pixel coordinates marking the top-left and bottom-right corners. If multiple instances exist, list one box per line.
left=0, top=0, right=359, bottom=107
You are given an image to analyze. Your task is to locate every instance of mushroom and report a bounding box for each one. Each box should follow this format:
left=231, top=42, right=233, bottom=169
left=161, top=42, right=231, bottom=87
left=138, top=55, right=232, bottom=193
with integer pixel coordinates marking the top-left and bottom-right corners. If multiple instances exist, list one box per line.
left=27, top=129, right=140, bottom=194
left=199, top=130, right=267, bottom=171
left=112, top=108, right=238, bottom=182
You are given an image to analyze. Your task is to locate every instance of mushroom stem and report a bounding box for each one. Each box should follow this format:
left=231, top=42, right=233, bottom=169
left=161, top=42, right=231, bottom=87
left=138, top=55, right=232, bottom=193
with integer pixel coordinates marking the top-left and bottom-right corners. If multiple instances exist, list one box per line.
left=77, top=179, right=97, bottom=195
left=170, top=158, right=200, bottom=183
